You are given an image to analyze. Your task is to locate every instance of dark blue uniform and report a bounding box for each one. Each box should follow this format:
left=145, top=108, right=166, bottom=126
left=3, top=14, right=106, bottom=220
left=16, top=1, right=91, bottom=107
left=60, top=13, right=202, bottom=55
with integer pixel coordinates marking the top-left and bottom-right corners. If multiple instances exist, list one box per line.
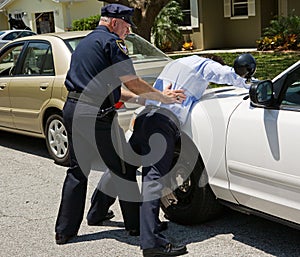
left=129, top=107, right=181, bottom=250
left=55, top=25, right=140, bottom=237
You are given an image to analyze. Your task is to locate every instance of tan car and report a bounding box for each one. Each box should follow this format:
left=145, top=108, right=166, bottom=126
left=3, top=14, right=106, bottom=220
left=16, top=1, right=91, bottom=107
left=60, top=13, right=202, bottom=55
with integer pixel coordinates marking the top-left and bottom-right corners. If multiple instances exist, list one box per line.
left=0, top=31, right=171, bottom=166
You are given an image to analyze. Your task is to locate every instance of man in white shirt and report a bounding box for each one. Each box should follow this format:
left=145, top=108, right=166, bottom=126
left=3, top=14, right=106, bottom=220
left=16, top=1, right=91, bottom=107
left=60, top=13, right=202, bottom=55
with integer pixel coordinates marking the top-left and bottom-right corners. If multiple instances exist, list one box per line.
left=129, top=53, right=256, bottom=257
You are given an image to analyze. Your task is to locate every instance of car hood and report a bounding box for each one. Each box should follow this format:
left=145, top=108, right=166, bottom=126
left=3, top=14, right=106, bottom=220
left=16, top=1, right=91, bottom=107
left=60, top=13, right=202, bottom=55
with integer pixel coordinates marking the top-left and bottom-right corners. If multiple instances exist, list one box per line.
left=183, top=86, right=249, bottom=134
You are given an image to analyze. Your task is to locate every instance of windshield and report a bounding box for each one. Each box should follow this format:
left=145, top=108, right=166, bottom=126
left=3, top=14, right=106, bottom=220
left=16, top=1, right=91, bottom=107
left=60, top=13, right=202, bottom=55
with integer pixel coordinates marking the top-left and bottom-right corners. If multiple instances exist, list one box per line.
left=125, top=34, right=169, bottom=62
left=64, top=33, right=169, bottom=62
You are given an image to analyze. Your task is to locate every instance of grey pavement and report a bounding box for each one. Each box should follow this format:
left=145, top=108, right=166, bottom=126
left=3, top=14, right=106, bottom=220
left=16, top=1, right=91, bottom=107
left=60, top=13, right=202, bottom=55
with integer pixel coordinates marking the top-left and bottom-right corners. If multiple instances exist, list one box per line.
left=1, top=131, right=300, bottom=257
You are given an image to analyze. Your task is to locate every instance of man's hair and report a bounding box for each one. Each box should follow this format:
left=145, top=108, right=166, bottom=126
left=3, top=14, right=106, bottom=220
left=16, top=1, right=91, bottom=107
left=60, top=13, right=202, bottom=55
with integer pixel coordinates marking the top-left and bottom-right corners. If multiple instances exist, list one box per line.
left=201, top=54, right=225, bottom=65
left=100, top=16, right=112, bottom=23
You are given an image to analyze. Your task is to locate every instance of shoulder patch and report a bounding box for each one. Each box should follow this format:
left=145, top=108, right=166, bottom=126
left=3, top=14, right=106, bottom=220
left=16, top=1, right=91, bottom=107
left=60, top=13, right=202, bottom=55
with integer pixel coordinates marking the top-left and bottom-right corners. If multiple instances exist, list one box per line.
left=116, top=40, right=129, bottom=55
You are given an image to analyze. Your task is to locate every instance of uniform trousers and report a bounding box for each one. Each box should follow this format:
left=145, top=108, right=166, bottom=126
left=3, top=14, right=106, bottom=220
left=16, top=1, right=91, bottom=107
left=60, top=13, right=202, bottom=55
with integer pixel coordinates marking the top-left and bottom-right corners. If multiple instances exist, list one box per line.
left=129, top=106, right=181, bottom=249
left=55, top=98, right=140, bottom=236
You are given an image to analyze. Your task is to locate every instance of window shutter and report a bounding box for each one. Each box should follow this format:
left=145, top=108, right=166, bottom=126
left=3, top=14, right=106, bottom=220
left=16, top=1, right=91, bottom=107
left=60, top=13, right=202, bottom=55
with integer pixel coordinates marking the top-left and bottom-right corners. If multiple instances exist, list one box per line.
left=191, top=0, right=199, bottom=28
left=248, top=0, right=256, bottom=16
left=224, top=0, right=231, bottom=17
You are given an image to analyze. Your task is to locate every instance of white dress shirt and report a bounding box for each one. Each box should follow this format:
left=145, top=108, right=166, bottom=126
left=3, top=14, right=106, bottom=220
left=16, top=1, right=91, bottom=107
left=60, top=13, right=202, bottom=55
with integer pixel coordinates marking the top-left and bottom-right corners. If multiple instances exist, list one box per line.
left=145, top=55, right=249, bottom=125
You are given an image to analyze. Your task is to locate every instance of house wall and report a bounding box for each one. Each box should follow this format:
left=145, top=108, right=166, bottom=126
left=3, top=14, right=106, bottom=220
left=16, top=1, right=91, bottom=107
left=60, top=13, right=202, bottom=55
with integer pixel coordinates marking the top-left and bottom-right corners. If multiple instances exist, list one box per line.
left=3, top=0, right=64, bottom=32
left=0, top=0, right=101, bottom=32
left=62, top=0, right=101, bottom=30
left=0, top=12, right=9, bottom=29
left=261, top=0, right=278, bottom=30
left=287, top=0, right=300, bottom=15
left=200, top=0, right=262, bottom=49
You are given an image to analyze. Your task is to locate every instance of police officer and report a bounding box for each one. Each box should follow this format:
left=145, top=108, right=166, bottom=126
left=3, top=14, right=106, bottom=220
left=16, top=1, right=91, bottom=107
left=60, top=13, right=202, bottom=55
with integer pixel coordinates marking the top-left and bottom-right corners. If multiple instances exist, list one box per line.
left=128, top=54, right=255, bottom=256
left=55, top=3, right=185, bottom=245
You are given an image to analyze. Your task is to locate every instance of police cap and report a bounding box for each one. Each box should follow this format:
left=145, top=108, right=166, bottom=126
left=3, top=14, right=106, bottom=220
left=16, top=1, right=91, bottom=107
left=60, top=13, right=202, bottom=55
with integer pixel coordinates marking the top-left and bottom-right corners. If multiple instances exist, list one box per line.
left=101, top=3, right=136, bottom=28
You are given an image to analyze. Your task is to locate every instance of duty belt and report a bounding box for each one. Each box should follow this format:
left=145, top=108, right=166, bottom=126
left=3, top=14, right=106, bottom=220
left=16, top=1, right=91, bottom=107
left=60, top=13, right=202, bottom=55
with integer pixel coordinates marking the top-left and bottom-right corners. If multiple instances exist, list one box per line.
left=144, top=105, right=181, bottom=129
left=67, top=91, right=116, bottom=118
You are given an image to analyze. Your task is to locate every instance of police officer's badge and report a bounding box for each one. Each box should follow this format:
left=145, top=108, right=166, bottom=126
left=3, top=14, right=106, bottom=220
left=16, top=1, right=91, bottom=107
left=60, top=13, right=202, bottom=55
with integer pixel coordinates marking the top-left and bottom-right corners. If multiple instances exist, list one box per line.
left=116, top=40, right=129, bottom=55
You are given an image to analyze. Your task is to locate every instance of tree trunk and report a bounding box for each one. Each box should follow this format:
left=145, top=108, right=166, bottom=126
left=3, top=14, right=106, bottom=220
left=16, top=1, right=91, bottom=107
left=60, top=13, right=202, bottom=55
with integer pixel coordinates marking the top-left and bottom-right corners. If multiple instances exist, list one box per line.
left=99, top=0, right=171, bottom=41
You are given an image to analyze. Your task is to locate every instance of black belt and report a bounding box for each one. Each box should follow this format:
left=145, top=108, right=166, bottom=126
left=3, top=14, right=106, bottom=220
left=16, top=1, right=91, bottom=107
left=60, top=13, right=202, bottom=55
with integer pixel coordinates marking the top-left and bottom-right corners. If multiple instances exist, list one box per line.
left=143, top=105, right=181, bottom=129
left=67, top=91, right=116, bottom=118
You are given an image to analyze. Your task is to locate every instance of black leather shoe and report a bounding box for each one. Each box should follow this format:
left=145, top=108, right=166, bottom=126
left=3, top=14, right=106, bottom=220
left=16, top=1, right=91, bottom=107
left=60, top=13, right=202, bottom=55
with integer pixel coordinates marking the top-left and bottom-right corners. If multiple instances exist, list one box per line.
left=87, top=210, right=115, bottom=226
left=143, top=243, right=187, bottom=256
left=55, top=233, right=76, bottom=245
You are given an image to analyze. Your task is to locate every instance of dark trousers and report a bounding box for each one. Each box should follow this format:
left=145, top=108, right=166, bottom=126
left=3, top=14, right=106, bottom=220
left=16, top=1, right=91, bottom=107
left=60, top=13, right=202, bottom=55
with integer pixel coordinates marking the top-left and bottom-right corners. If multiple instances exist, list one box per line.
left=55, top=99, right=140, bottom=236
left=130, top=107, right=181, bottom=249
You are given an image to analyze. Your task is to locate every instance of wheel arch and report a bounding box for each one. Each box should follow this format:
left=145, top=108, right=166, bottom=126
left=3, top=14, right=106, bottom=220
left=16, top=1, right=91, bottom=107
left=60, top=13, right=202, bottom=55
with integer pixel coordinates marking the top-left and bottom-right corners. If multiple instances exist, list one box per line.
left=42, top=107, right=63, bottom=135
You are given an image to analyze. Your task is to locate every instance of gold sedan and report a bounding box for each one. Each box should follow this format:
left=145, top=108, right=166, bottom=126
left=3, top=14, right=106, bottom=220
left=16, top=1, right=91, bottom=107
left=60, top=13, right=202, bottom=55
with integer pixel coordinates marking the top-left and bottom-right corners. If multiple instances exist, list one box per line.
left=0, top=31, right=171, bottom=166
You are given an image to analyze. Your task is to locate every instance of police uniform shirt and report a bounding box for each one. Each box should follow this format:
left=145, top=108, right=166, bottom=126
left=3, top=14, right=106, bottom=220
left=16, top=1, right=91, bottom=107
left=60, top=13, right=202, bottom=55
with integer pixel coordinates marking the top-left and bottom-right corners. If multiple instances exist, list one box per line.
left=65, top=25, right=136, bottom=107
left=145, top=55, right=249, bottom=125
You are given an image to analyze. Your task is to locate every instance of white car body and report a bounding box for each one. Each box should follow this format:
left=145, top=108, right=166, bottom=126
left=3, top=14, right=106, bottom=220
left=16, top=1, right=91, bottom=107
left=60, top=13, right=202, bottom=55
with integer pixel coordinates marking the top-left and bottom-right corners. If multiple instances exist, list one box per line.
left=128, top=60, right=300, bottom=228
left=0, top=30, right=36, bottom=49
left=185, top=85, right=300, bottom=225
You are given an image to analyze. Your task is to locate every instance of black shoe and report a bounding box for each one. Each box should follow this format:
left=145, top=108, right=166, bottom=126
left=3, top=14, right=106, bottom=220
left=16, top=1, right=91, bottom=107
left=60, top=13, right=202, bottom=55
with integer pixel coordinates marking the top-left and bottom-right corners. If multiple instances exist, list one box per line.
left=55, top=233, right=76, bottom=245
left=143, top=243, right=187, bottom=256
left=87, top=210, right=115, bottom=226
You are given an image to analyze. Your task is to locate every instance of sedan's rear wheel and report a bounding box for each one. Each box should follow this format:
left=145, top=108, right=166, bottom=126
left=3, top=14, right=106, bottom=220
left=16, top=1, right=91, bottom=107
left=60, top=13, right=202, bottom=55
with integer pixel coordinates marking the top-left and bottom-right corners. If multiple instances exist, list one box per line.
left=45, top=114, right=69, bottom=166
left=161, top=148, right=223, bottom=225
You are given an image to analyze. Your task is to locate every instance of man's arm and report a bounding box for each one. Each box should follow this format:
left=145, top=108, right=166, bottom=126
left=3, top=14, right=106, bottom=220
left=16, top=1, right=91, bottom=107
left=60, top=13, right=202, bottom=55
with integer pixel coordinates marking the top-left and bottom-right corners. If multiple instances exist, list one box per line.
left=121, top=75, right=186, bottom=104
left=120, top=87, right=145, bottom=105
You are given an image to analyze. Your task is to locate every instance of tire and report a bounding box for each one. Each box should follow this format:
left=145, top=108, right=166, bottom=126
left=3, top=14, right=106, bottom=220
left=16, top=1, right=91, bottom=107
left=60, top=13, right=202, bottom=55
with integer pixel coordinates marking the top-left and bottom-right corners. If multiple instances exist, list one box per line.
left=45, top=113, right=69, bottom=166
left=160, top=141, right=224, bottom=225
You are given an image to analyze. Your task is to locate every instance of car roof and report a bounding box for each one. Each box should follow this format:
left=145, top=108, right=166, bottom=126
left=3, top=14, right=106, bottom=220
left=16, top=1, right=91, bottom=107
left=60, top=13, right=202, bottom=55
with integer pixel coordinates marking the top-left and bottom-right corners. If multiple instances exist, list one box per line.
left=44, top=30, right=92, bottom=39
left=23, top=30, right=92, bottom=40
left=0, top=29, right=36, bottom=34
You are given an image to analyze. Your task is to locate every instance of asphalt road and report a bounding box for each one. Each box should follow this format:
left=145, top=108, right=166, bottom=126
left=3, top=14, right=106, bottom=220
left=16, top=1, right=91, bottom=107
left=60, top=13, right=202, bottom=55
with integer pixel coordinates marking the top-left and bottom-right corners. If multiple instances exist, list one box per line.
left=1, top=131, right=300, bottom=257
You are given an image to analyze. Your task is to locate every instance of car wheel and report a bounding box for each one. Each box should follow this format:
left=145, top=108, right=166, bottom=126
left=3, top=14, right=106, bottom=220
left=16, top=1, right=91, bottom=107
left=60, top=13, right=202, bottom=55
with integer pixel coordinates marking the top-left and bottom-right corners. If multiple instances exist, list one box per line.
left=160, top=147, right=224, bottom=225
left=45, top=114, right=69, bottom=166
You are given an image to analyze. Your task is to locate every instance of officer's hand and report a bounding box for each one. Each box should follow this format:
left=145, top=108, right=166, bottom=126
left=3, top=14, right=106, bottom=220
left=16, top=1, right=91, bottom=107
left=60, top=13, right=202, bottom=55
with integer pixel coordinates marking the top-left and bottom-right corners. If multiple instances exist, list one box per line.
left=162, top=84, right=186, bottom=104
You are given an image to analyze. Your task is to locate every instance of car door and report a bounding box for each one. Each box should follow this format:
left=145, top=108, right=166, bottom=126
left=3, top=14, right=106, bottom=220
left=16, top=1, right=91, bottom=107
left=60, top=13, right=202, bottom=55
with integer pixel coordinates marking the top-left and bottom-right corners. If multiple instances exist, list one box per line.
left=0, top=43, right=24, bottom=128
left=9, top=41, right=55, bottom=133
left=225, top=65, right=300, bottom=224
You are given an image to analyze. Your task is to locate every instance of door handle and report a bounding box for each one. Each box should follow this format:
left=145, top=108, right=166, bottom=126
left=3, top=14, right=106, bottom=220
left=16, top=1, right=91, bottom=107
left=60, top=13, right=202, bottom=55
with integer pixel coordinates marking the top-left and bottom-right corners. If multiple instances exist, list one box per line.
left=40, top=82, right=49, bottom=90
left=0, top=82, right=7, bottom=90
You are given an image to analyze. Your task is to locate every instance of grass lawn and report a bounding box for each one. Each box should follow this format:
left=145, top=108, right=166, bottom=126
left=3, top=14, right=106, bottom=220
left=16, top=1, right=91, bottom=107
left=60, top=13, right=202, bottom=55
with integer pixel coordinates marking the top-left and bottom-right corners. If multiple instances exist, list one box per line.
left=171, top=51, right=300, bottom=81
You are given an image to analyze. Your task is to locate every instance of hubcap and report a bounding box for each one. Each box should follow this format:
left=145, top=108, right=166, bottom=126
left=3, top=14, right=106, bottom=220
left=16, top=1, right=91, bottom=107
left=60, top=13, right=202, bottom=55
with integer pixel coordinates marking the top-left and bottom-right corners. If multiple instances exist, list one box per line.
left=48, top=119, right=68, bottom=158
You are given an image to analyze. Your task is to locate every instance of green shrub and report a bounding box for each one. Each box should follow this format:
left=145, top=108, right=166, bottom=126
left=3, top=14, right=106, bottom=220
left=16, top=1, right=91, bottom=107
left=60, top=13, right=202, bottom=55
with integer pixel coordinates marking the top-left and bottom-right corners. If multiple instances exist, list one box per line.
left=72, top=15, right=100, bottom=31
left=257, top=12, right=300, bottom=51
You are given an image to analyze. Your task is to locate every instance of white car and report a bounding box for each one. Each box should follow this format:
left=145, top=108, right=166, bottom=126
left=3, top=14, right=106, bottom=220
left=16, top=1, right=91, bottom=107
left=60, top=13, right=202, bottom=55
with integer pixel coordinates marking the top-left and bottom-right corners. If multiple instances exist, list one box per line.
left=128, top=60, right=300, bottom=229
left=0, top=29, right=36, bottom=48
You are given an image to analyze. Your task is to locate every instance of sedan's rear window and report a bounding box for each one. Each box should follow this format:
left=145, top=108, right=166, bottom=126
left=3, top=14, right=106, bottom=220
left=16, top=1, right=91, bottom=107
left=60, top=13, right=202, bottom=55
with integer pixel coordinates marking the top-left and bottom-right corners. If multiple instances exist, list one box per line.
left=65, top=38, right=82, bottom=52
left=64, top=33, right=169, bottom=62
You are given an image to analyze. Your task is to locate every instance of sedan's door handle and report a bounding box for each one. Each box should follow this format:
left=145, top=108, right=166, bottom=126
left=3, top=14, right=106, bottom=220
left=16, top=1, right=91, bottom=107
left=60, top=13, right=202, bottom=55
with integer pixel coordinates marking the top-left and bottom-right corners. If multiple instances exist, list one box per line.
left=0, top=82, right=7, bottom=90
left=40, top=82, right=49, bottom=90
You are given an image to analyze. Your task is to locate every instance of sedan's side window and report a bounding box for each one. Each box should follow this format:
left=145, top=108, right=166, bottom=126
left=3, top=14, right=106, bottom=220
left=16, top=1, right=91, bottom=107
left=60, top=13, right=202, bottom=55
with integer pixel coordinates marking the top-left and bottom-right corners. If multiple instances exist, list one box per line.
left=0, top=44, right=23, bottom=76
left=281, top=66, right=300, bottom=107
left=19, top=42, right=54, bottom=76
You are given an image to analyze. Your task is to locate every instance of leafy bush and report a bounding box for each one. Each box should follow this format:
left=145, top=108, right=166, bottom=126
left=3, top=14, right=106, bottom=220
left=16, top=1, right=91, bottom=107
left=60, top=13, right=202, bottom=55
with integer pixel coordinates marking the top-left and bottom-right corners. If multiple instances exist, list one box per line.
left=257, top=12, right=300, bottom=51
left=72, top=15, right=100, bottom=31
left=152, top=0, right=184, bottom=52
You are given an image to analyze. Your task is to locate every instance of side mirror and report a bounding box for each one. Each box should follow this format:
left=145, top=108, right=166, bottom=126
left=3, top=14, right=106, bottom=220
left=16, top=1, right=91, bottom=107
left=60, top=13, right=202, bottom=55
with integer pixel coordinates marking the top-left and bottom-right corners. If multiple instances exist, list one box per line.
left=249, top=80, right=274, bottom=107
